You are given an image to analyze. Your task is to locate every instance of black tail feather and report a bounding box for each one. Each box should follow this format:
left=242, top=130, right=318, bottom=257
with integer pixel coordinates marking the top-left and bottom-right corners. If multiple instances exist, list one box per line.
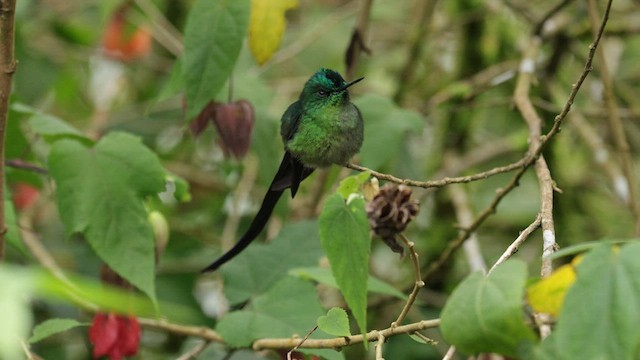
left=201, top=152, right=314, bottom=272
left=201, top=188, right=284, bottom=272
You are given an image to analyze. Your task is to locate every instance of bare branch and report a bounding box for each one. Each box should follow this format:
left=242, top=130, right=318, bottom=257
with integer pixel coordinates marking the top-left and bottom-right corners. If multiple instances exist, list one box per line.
left=253, top=319, right=440, bottom=350
left=0, top=0, right=18, bottom=261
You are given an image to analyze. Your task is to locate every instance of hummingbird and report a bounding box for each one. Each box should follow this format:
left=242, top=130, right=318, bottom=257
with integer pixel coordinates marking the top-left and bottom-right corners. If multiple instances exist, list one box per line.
left=202, top=69, right=364, bottom=272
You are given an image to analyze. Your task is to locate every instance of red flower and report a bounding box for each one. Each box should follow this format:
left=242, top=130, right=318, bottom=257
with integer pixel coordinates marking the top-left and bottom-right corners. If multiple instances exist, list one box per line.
left=89, top=313, right=141, bottom=360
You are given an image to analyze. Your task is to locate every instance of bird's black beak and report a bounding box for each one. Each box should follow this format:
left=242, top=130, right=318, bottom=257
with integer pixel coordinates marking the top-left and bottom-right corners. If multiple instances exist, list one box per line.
left=343, top=77, right=364, bottom=90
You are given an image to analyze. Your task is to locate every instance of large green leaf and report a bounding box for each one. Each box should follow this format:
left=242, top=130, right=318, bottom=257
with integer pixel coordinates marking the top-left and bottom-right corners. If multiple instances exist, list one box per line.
left=546, top=243, right=640, bottom=360
left=221, top=220, right=324, bottom=305
left=182, top=0, right=250, bottom=119
left=353, top=94, right=423, bottom=170
left=319, top=194, right=371, bottom=341
left=440, top=260, right=536, bottom=357
left=48, top=132, right=166, bottom=300
left=216, top=276, right=324, bottom=347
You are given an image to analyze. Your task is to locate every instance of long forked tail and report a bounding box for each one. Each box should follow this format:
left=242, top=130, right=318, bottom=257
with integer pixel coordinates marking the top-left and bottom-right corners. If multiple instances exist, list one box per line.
left=200, top=188, right=284, bottom=272
left=201, top=152, right=314, bottom=273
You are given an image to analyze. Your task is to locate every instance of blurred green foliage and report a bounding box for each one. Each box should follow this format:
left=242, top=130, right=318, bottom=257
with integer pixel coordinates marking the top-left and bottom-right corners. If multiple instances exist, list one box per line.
left=3, top=0, right=640, bottom=359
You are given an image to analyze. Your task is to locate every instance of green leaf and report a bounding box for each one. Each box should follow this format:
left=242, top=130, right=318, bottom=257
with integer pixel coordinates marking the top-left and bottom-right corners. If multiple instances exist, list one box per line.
left=29, top=318, right=85, bottom=343
left=547, top=238, right=637, bottom=260
left=222, top=220, right=324, bottom=305
left=182, top=0, right=250, bottom=119
left=0, top=266, right=33, bottom=360
left=319, top=194, right=371, bottom=342
left=289, top=267, right=407, bottom=300
left=336, top=171, right=371, bottom=199
left=4, top=188, right=27, bottom=255
left=317, top=307, right=351, bottom=337
left=546, top=243, right=640, bottom=360
left=440, top=260, right=536, bottom=357
left=31, top=268, right=199, bottom=323
left=48, top=132, right=166, bottom=300
left=353, top=94, right=424, bottom=170
left=12, top=103, right=90, bottom=143
left=216, top=276, right=324, bottom=347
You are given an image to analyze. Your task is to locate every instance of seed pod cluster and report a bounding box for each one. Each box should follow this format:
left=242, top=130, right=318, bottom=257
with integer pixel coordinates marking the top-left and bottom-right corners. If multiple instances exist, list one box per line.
left=365, top=183, right=419, bottom=255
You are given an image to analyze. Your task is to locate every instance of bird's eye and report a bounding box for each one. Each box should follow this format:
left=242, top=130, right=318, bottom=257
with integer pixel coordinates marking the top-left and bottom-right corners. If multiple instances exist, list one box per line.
left=318, top=90, right=327, bottom=96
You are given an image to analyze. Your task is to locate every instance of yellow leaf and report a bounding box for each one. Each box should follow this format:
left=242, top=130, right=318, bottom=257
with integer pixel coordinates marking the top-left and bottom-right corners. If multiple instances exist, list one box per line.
left=526, top=256, right=582, bottom=316
left=249, top=0, right=298, bottom=65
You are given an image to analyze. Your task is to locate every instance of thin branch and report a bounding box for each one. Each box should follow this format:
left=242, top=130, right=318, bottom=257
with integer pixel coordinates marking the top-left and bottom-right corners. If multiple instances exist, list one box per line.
left=375, top=333, right=385, bottom=360
left=417, top=0, right=612, bottom=282
left=394, top=0, right=439, bottom=103
left=133, top=0, right=184, bottom=56
left=345, top=0, right=373, bottom=80
left=5, top=159, right=48, bottom=174
left=488, top=214, right=542, bottom=274
left=410, top=331, right=437, bottom=346
left=513, top=35, right=557, bottom=279
left=263, top=2, right=358, bottom=71
left=252, top=319, right=440, bottom=350
left=138, top=318, right=224, bottom=342
left=0, top=0, right=18, bottom=261
left=347, top=158, right=528, bottom=189
left=442, top=345, right=457, bottom=360
left=176, top=341, right=211, bottom=360
left=392, top=234, right=424, bottom=327
left=547, top=83, right=627, bottom=202
left=287, top=325, right=317, bottom=360
left=587, top=0, right=640, bottom=235
left=533, top=0, right=575, bottom=36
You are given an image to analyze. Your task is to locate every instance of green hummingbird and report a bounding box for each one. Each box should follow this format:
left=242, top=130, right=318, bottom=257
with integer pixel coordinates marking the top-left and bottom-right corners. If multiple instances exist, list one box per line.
left=202, top=69, right=364, bottom=272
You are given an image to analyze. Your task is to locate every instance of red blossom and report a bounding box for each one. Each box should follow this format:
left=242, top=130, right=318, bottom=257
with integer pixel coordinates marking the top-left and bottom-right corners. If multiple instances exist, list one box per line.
left=89, top=313, right=141, bottom=360
left=11, top=183, right=40, bottom=211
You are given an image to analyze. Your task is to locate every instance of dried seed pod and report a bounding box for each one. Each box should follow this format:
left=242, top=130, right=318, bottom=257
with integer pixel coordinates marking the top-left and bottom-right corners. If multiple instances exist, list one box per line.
left=365, top=184, right=419, bottom=255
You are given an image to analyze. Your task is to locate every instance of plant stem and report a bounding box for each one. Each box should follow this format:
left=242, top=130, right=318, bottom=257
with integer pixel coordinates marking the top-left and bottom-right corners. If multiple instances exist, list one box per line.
left=392, top=233, right=424, bottom=327
left=0, top=0, right=18, bottom=261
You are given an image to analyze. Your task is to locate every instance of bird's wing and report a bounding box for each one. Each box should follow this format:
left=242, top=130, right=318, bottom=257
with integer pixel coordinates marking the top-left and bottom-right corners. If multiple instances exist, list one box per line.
left=276, top=100, right=314, bottom=197
left=280, top=100, right=302, bottom=142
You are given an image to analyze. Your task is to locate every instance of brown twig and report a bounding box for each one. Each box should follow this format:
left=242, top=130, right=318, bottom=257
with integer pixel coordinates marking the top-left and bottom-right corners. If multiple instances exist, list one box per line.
left=345, top=0, right=373, bottom=81
left=5, top=159, right=48, bottom=174
left=176, top=341, right=211, bottom=360
left=587, top=0, right=640, bottom=235
left=392, top=234, right=424, bottom=327
left=138, top=318, right=224, bottom=342
left=252, top=319, right=440, bottom=350
left=532, top=0, right=575, bottom=36
left=347, top=158, right=529, bottom=189
left=421, top=0, right=612, bottom=281
left=375, top=332, right=385, bottom=360
left=512, top=35, right=557, bottom=279
left=547, top=83, right=626, bottom=202
left=394, top=0, right=439, bottom=104
left=287, top=325, right=318, bottom=360
left=133, top=0, right=184, bottom=56
left=488, top=214, right=542, bottom=274
left=0, top=0, right=18, bottom=261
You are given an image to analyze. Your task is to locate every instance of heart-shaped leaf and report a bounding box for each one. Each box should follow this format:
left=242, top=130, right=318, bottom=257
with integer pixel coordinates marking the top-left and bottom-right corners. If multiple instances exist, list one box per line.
left=317, top=307, right=351, bottom=337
